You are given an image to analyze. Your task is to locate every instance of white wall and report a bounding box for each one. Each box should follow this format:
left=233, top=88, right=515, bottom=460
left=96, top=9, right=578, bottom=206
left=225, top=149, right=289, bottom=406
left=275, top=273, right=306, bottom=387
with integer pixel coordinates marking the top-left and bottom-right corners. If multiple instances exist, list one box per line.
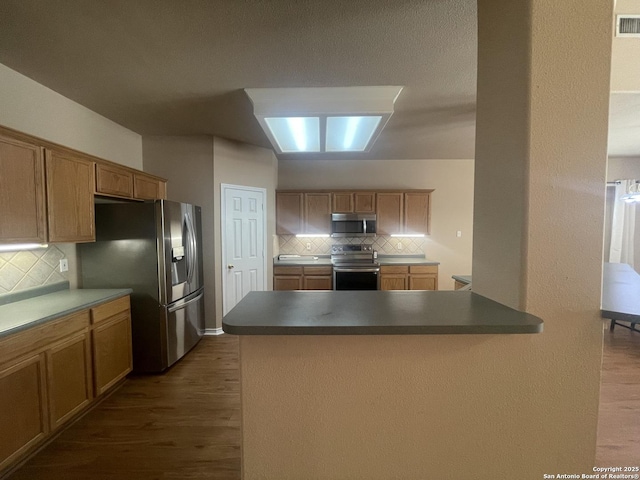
left=611, top=0, right=640, bottom=92
left=607, top=156, right=640, bottom=180
left=214, top=137, right=278, bottom=327
left=142, top=136, right=216, bottom=329
left=0, top=63, right=142, bottom=168
left=278, top=158, right=474, bottom=290
left=0, top=62, right=144, bottom=292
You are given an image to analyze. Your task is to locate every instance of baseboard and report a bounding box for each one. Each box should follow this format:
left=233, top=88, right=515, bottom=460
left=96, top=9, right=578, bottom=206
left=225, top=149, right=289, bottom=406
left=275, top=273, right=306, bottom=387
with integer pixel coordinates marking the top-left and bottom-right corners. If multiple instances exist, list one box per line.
left=204, top=327, right=224, bottom=336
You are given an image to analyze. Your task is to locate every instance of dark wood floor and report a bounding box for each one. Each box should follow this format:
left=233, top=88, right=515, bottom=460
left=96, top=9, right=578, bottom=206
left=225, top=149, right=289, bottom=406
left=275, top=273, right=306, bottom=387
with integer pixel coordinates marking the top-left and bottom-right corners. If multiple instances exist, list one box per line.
left=5, top=325, right=639, bottom=478
left=7, top=334, right=241, bottom=480
left=596, top=321, right=640, bottom=465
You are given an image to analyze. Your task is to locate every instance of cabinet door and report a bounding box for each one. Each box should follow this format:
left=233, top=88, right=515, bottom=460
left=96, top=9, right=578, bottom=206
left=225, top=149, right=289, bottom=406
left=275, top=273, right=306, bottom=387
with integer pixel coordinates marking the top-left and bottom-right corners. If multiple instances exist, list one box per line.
left=380, top=274, right=407, bottom=290
left=409, top=275, right=437, bottom=291
left=133, top=173, right=165, bottom=200
left=276, top=192, right=304, bottom=235
left=0, top=353, right=48, bottom=471
left=332, top=193, right=353, bottom=213
left=376, top=193, right=403, bottom=235
left=274, top=275, right=303, bottom=290
left=304, top=193, right=332, bottom=234
left=92, top=313, right=132, bottom=396
left=0, top=134, right=46, bottom=243
left=404, top=192, right=431, bottom=235
left=46, top=332, right=93, bottom=430
left=45, top=149, right=95, bottom=243
left=303, top=276, right=333, bottom=290
left=96, top=163, right=133, bottom=198
left=354, top=192, right=376, bottom=213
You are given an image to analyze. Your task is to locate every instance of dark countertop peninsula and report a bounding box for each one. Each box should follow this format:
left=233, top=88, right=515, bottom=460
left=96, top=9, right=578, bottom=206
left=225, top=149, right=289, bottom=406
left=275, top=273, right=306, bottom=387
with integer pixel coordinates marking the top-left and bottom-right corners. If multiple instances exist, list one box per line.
left=222, top=290, right=543, bottom=335
left=452, top=275, right=472, bottom=285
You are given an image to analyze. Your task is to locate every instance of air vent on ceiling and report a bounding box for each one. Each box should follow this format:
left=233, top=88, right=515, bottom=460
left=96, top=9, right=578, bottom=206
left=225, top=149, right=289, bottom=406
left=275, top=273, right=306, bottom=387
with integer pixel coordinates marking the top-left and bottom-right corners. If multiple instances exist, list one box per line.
left=616, top=15, right=640, bottom=37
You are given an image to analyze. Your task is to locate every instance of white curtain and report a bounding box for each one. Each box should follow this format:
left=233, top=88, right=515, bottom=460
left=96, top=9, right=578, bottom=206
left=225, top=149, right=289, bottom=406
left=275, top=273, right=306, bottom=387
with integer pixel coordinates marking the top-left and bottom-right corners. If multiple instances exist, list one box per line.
left=609, top=179, right=636, bottom=266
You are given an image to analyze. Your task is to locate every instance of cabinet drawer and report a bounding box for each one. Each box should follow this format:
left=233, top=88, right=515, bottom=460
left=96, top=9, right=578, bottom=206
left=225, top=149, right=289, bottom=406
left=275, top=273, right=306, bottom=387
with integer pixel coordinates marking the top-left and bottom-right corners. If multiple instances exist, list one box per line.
left=380, top=265, right=409, bottom=274
left=409, top=265, right=438, bottom=274
left=90, top=296, right=130, bottom=325
left=303, top=266, right=332, bottom=275
left=0, top=311, right=90, bottom=366
left=274, top=266, right=304, bottom=275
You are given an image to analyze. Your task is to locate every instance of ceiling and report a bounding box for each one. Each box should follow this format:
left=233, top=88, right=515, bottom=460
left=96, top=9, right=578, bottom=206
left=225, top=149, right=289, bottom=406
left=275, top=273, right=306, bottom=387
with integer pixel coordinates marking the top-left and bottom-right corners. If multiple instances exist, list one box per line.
left=0, top=0, right=635, bottom=160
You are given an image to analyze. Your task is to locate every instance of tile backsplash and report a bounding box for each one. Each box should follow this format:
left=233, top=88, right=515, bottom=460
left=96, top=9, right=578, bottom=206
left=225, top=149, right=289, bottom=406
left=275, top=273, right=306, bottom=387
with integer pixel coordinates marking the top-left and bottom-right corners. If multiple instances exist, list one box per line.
left=278, top=235, right=426, bottom=256
left=0, top=246, right=68, bottom=294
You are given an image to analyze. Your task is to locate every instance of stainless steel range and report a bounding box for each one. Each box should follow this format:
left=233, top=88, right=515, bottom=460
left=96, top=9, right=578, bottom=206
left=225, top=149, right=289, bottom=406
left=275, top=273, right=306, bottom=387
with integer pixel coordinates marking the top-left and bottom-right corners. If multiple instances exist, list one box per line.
left=331, top=244, right=380, bottom=290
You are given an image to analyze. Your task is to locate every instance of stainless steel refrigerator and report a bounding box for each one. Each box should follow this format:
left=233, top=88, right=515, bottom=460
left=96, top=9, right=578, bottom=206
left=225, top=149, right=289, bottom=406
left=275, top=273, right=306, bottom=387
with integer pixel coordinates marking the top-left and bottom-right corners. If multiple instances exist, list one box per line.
left=79, top=200, right=205, bottom=373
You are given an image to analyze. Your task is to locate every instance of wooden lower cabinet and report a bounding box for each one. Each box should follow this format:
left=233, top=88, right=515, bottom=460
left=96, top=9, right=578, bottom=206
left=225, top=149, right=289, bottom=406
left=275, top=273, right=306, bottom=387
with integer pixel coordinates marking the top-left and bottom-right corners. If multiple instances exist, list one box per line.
left=0, top=295, right=132, bottom=475
left=408, top=265, right=438, bottom=291
left=380, top=274, right=407, bottom=290
left=0, top=353, right=48, bottom=472
left=274, top=266, right=332, bottom=290
left=380, top=265, right=438, bottom=291
left=380, top=266, right=409, bottom=291
left=90, top=296, right=132, bottom=396
left=92, top=314, right=132, bottom=396
left=302, top=266, right=332, bottom=290
left=46, top=332, right=93, bottom=430
left=274, top=266, right=303, bottom=291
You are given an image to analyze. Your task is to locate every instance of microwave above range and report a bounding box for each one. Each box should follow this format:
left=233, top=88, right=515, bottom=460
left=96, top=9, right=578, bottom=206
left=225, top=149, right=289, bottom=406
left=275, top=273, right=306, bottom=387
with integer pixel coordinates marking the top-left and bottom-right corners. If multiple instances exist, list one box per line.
left=331, top=213, right=377, bottom=238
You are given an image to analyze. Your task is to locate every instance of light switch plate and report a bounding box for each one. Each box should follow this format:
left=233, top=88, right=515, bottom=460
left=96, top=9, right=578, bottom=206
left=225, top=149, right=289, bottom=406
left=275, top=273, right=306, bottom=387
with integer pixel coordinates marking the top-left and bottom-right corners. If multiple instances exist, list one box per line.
left=59, top=258, right=68, bottom=272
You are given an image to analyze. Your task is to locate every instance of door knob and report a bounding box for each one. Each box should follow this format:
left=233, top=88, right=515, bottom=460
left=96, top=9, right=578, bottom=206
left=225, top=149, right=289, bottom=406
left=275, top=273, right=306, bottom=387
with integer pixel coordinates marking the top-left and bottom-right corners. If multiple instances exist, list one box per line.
left=227, top=264, right=235, bottom=269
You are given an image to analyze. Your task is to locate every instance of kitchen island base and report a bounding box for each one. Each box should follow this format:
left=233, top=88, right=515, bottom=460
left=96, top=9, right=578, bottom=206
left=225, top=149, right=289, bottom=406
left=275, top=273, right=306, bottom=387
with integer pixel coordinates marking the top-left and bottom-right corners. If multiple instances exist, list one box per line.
left=239, top=332, right=550, bottom=480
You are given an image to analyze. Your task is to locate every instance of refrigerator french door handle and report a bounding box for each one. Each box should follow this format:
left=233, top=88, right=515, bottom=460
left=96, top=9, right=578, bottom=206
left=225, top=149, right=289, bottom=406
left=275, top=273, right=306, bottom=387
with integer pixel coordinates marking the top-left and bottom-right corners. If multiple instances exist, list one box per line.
left=168, top=290, right=204, bottom=313
left=185, top=212, right=197, bottom=285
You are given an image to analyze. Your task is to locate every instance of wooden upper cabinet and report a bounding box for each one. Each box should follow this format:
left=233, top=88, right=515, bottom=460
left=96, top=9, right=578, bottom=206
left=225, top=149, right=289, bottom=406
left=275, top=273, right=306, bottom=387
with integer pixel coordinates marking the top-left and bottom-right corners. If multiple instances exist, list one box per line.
left=0, top=135, right=46, bottom=243
left=404, top=192, right=430, bottom=235
left=376, top=192, right=404, bottom=235
left=96, top=163, right=133, bottom=198
left=332, top=193, right=354, bottom=213
left=304, top=193, right=331, bottom=234
left=133, top=173, right=166, bottom=200
left=45, top=149, right=95, bottom=243
left=276, top=192, right=304, bottom=235
left=354, top=192, right=376, bottom=213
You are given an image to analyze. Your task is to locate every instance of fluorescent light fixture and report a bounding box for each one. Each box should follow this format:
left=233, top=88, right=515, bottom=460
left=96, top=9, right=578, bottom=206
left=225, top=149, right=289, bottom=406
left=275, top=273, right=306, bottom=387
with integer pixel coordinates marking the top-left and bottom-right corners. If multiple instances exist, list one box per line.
left=390, top=234, right=426, bottom=238
left=326, top=116, right=382, bottom=152
left=0, top=243, right=48, bottom=252
left=295, top=234, right=330, bottom=238
left=245, top=86, right=403, bottom=154
left=264, top=117, right=320, bottom=153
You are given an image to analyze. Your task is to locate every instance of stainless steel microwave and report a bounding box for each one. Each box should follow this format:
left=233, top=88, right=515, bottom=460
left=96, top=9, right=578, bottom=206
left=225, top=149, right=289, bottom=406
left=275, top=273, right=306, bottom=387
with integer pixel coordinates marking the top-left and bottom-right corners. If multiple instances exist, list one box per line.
left=330, top=213, right=377, bottom=237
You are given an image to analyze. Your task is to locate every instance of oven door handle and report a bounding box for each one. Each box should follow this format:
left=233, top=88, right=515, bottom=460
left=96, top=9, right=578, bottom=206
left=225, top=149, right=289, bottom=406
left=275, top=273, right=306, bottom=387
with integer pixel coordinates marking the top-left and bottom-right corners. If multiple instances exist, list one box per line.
left=333, top=267, right=380, bottom=273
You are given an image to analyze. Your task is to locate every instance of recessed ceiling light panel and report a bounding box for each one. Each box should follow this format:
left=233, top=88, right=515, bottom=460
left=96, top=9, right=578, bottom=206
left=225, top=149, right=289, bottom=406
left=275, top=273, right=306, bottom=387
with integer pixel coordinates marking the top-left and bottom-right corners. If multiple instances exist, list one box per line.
left=264, top=117, right=320, bottom=153
left=326, top=116, right=382, bottom=152
left=245, top=86, right=403, bottom=155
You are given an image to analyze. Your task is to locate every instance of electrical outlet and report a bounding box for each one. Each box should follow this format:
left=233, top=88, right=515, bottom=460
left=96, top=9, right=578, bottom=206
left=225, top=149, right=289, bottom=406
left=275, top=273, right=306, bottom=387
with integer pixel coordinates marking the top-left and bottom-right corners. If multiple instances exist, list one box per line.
left=397, top=242, right=403, bottom=251
left=456, top=230, right=462, bottom=238
left=306, top=242, right=312, bottom=251
left=59, top=258, right=69, bottom=272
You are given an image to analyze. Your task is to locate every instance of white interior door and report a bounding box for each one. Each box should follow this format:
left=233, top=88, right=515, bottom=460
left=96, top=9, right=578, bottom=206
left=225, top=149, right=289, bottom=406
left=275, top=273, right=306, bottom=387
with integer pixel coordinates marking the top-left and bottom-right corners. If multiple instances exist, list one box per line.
left=222, top=184, right=266, bottom=315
